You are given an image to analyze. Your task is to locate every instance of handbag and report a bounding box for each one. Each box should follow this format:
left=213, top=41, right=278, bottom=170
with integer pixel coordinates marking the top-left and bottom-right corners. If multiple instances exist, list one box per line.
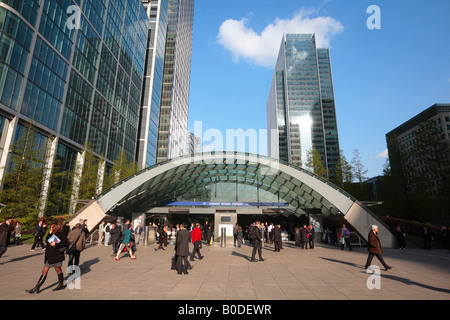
left=66, top=230, right=83, bottom=255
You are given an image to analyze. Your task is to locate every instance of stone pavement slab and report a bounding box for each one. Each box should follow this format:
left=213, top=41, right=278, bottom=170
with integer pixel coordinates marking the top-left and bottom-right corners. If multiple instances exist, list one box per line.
left=0, top=240, right=449, bottom=301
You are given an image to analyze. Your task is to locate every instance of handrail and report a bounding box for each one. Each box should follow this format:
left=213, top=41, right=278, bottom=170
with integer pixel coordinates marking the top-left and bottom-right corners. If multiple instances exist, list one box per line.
left=349, top=232, right=367, bottom=248
left=86, top=230, right=99, bottom=245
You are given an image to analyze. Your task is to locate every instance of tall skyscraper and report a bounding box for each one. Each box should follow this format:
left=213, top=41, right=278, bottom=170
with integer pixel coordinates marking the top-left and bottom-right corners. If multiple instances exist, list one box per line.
left=156, top=0, right=194, bottom=163
left=267, top=34, right=340, bottom=178
left=137, top=0, right=169, bottom=169
left=0, top=0, right=148, bottom=215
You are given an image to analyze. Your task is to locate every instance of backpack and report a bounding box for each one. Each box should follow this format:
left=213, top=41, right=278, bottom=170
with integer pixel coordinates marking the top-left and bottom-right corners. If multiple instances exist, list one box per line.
left=249, top=226, right=258, bottom=241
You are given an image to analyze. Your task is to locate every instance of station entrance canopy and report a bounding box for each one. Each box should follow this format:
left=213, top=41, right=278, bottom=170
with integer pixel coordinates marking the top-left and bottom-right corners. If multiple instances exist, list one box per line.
left=71, top=152, right=396, bottom=247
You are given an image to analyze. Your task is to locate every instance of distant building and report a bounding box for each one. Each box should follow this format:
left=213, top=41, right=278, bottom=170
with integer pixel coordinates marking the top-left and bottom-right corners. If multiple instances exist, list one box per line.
left=386, top=103, right=450, bottom=194
left=156, top=0, right=194, bottom=163
left=187, top=132, right=200, bottom=155
left=137, top=0, right=169, bottom=169
left=267, top=34, right=340, bottom=178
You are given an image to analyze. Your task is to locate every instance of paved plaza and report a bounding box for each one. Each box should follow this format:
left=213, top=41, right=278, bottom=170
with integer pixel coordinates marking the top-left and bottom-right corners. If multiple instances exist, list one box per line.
left=0, top=240, right=449, bottom=301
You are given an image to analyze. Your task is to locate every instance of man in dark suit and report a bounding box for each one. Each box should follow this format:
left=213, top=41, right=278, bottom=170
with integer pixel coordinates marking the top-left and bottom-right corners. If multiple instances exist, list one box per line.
left=308, top=224, right=315, bottom=249
left=250, top=221, right=264, bottom=262
left=273, top=224, right=282, bottom=252
left=299, top=225, right=308, bottom=249
left=364, top=225, right=392, bottom=271
left=109, top=222, right=122, bottom=255
left=176, top=224, right=191, bottom=274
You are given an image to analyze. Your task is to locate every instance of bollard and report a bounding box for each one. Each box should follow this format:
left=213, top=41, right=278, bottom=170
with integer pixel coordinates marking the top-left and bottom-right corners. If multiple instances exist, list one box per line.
left=143, top=226, right=149, bottom=246
left=221, top=227, right=226, bottom=247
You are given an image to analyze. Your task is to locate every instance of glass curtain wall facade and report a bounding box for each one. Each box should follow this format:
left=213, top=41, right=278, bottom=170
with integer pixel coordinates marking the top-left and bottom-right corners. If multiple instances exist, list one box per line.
left=156, top=0, right=193, bottom=163
left=267, top=34, right=340, bottom=178
left=0, top=0, right=148, bottom=215
left=137, top=0, right=168, bottom=169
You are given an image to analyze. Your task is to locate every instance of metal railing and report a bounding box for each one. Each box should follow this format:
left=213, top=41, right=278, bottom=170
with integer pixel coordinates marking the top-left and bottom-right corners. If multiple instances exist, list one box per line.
left=349, top=232, right=367, bottom=247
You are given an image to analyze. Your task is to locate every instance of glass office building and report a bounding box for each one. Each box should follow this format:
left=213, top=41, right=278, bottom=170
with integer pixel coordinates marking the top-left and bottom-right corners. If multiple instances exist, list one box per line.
left=137, top=0, right=169, bottom=169
left=267, top=34, right=340, bottom=178
left=156, top=0, right=194, bottom=163
left=0, top=0, right=148, bottom=215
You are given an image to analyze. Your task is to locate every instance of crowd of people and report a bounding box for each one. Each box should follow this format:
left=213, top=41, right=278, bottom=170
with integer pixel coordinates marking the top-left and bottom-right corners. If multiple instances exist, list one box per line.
left=1, top=216, right=450, bottom=294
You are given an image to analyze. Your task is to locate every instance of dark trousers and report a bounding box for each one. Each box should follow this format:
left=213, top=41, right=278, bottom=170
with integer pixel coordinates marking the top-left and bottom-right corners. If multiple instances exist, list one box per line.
left=112, top=241, right=121, bottom=254
left=274, top=240, right=282, bottom=252
left=251, top=242, right=263, bottom=260
left=0, top=245, right=7, bottom=258
left=365, top=253, right=389, bottom=269
left=191, top=241, right=202, bottom=260
left=341, top=238, right=352, bottom=251
left=177, top=255, right=189, bottom=274
left=31, top=237, right=45, bottom=249
left=68, top=250, right=81, bottom=267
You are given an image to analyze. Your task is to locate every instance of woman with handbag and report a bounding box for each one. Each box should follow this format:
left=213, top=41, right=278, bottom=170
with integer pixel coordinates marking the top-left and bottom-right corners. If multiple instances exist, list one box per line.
left=67, top=223, right=87, bottom=269
left=26, top=223, right=69, bottom=294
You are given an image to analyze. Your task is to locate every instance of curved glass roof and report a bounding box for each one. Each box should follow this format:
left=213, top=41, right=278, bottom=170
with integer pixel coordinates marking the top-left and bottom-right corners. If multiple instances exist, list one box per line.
left=98, top=152, right=357, bottom=218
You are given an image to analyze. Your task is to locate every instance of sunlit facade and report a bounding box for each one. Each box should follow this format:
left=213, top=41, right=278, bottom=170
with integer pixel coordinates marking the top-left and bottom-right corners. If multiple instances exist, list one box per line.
left=0, top=0, right=148, bottom=214
left=156, top=0, right=194, bottom=163
left=267, top=34, right=340, bottom=178
left=137, top=0, right=169, bottom=168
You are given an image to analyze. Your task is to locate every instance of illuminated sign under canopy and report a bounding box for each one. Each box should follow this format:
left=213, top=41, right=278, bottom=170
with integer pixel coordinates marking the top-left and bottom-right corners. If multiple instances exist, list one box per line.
left=165, top=202, right=289, bottom=207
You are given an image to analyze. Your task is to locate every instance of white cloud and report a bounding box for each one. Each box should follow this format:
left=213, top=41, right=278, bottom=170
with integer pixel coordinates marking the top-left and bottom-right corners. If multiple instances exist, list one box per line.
left=216, top=8, right=344, bottom=68
left=375, top=149, right=389, bottom=159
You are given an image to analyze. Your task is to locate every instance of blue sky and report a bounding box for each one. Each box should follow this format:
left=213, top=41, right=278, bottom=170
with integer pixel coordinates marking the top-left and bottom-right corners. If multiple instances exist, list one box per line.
left=187, top=0, right=450, bottom=178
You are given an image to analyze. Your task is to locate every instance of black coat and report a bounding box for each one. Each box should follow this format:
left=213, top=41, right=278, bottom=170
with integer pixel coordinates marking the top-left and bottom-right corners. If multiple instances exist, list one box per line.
left=299, top=227, right=308, bottom=242
left=0, top=223, right=10, bottom=246
left=309, top=228, right=315, bottom=240
left=273, top=227, right=282, bottom=242
left=110, top=227, right=122, bottom=243
left=44, top=231, right=68, bottom=265
left=176, top=229, right=191, bottom=257
left=251, top=226, right=263, bottom=246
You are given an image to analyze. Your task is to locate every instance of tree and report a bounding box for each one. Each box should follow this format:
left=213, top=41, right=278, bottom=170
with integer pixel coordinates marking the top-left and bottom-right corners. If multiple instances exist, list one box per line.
left=333, top=150, right=354, bottom=188
left=351, top=149, right=368, bottom=190
left=306, top=147, right=329, bottom=179
left=0, top=124, right=45, bottom=219
left=103, top=149, right=138, bottom=190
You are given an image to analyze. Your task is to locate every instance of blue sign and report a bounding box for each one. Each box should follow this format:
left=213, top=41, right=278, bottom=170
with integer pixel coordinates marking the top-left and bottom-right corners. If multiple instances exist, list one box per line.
left=165, top=201, right=289, bottom=207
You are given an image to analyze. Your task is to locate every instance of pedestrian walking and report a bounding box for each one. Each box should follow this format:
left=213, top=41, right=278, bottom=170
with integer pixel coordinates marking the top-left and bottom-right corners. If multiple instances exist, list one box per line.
left=273, top=224, right=282, bottom=252
left=154, top=225, right=167, bottom=251
left=250, top=221, right=264, bottom=262
left=299, top=225, right=308, bottom=249
left=233, top=223, right=239, bottom=247
left=340, top=224, right=352, bottom=251
left=115, top=225, right=136, bottom=261
left=26, top=223, right=69, bottom=294
left=13, top=221, right=22, bottom=245
left=236, top=226, right=244, bottom=248
left=441, top=225, right=450, bottom=253
left=104, top=222, right=112, bottom=246
left=30, top=220, right=47, bottom=251
left=175, top=224, right=191, bottom=275
left=308, top=224, right=315, bottom=249
left=364, top=225, right=392, bottom=271
left=98, top=221, right=105, bottom=246
left=67, top=223, right=87, bottom=268
left=110, top=222, right=122, bottom=255
left=423, top=225, right=434, bottom=250
left=205, top=224, right=213, bottom=246
left=0, top=218, right=12, bottom=258
left=395, top=226, right=406, bottom=250
left=190, top=223, right=204, bottom=261
left=134, top=222, right=143, bottom=245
